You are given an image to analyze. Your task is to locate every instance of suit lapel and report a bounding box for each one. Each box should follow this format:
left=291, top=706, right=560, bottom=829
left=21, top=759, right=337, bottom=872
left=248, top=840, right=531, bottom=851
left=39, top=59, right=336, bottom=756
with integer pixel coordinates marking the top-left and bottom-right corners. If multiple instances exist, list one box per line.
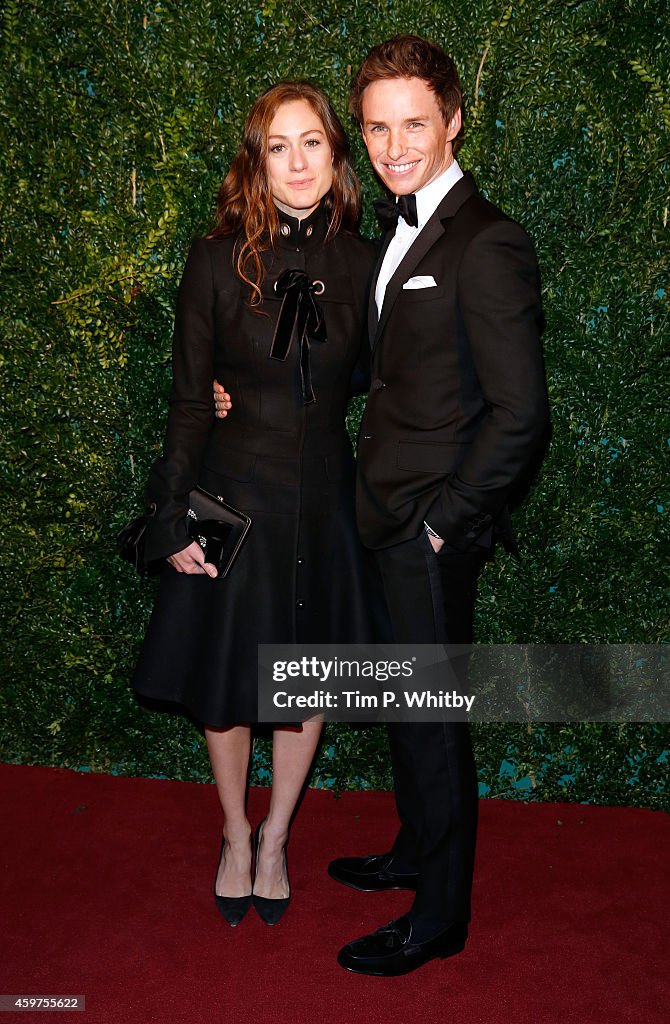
left=371, top=172, right=478, bottom=347
left=368, top=229, right=395, bottom=346
left=375, top=217, right=445, bottom=343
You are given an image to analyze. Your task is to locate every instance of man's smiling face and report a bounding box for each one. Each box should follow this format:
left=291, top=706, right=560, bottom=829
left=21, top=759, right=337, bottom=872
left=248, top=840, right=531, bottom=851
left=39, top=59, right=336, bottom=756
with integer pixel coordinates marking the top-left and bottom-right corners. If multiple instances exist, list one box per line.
left=361, top=76, right=460, bottom=196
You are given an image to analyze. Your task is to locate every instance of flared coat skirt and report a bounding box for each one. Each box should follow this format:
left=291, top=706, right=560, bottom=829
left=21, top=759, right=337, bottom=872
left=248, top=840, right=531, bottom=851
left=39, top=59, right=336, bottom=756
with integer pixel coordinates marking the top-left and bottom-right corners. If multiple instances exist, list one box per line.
left=131, top=443, right=383, bottom=726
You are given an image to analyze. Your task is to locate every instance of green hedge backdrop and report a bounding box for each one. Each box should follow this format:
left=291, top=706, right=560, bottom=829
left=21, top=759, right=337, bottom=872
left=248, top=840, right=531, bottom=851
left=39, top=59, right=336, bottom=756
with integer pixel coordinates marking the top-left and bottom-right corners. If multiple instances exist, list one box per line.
left=1, top=0, right=668, bottom=808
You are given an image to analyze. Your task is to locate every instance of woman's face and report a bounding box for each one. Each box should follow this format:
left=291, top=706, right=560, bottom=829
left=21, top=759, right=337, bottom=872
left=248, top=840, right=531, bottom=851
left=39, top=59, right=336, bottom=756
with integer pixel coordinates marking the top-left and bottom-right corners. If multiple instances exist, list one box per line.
left=266, top=99, right=334, bottom=219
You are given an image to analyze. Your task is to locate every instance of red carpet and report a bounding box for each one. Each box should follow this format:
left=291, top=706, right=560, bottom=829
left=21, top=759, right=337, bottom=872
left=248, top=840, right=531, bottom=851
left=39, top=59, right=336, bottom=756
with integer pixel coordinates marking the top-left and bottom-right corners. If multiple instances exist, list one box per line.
left=0, top=763, right=667, bottom=1023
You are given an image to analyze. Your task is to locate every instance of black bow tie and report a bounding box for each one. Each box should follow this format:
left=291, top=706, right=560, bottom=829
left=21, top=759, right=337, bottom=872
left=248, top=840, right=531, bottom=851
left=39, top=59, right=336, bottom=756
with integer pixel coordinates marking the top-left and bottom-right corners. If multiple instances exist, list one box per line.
left=373, top=193, right=418, bottom=230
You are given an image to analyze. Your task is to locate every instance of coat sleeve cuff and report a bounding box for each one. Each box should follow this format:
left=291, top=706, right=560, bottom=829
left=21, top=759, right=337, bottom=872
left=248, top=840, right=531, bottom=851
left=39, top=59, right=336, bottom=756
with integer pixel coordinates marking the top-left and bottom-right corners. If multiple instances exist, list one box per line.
left=143, top=504, right=192, bottom=564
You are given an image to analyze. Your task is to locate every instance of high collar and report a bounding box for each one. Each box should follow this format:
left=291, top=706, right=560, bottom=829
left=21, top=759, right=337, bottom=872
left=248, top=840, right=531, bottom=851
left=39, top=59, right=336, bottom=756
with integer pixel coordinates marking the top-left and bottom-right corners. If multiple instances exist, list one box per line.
left=275, top=197, right=330, bottom=250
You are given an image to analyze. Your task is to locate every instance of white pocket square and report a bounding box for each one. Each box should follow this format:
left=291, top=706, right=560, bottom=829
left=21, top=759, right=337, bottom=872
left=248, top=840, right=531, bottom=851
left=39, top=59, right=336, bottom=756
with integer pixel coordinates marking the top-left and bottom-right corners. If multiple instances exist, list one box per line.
left=403, top=275, right=437, bottom=290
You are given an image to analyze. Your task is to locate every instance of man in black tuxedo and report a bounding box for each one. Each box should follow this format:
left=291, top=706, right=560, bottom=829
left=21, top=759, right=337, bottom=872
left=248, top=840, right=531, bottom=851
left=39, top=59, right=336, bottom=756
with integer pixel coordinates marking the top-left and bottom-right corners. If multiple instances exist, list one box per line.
left=328, top=35, right=550, bottom=976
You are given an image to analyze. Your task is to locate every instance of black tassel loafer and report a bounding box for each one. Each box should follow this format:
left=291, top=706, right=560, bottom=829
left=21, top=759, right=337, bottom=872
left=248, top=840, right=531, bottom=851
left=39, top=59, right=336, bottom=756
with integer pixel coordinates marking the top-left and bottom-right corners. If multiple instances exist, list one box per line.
left=337, top=916, right=467, bottom=976
left=327, top=852, right=419, bottom=892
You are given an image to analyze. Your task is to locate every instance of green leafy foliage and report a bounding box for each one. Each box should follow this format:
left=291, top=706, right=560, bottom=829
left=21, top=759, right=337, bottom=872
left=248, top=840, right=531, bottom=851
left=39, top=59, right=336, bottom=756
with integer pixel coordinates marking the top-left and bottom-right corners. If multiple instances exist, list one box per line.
left=1, top=0, right=668, bottom=808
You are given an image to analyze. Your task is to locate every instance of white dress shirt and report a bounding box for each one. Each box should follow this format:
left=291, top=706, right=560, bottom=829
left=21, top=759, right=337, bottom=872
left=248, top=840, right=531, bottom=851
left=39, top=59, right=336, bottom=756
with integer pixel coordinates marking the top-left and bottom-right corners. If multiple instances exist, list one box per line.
left=375, top=160, right=464, bottom=317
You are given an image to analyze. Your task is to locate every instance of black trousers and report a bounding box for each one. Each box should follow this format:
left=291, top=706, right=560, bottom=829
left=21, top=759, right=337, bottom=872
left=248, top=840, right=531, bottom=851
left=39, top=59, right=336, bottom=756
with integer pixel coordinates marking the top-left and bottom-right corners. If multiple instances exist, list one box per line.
left=373, top=531, right=488, bottom=925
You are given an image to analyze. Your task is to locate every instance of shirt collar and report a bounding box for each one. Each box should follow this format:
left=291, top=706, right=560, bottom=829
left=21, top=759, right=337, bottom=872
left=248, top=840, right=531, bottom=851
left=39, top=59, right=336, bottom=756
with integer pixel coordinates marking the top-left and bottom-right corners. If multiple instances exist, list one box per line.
left=405, top=159, right=464, bottom=232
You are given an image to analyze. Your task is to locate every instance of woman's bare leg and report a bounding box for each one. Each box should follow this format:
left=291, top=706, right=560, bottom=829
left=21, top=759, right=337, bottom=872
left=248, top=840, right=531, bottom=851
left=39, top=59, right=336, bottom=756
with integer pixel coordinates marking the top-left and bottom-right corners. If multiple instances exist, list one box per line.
left=253, top=721, right=323, bottom=899
left=205, top=725, right=253, bottom=897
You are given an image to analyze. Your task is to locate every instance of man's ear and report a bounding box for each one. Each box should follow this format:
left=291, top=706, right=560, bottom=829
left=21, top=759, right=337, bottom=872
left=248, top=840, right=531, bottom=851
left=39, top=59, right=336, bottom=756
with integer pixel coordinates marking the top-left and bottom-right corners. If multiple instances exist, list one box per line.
left=447, top=108, right=462, bottom=143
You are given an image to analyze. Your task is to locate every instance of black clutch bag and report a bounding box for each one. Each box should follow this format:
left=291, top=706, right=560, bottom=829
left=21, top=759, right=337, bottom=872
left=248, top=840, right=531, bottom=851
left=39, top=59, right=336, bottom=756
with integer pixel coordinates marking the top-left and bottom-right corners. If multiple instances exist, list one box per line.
left=185, top=487, right=252, bottom=578
left=117, top=487, right=252, bottom=579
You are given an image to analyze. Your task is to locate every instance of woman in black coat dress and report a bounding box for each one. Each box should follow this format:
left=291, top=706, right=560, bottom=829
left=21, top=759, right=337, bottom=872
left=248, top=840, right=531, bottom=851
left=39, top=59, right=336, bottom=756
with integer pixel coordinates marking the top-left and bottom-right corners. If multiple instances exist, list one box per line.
left=132, top=82, right=381, bottom=926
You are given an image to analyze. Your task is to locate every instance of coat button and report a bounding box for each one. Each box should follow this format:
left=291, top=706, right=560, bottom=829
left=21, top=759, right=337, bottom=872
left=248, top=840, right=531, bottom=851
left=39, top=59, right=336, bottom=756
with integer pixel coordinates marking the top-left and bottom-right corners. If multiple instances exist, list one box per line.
left=280, top=223, right=290, bottom=237
left=306, top=225, right=313, bottom=237
left=296, top=600, right=305, bottom=608
left=371, top=378, right=385, bottom=390
left=297, top=558, right=303, bottom=565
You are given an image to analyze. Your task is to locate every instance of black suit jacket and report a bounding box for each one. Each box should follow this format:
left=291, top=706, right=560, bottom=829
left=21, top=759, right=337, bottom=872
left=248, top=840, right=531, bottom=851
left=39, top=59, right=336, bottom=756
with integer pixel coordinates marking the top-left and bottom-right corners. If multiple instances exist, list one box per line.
left=356, top=172, right=550, bottom=552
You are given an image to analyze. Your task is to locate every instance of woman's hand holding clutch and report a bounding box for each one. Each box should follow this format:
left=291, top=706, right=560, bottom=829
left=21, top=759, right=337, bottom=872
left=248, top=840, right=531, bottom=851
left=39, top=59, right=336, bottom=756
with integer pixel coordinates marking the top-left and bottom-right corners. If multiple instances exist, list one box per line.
left=168, top=540, right=218, bottom=577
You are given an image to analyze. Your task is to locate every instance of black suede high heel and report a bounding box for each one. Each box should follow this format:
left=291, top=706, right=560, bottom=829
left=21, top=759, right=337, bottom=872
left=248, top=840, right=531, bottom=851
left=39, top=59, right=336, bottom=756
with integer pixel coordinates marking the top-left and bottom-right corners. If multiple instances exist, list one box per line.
left=252, top=819, right=291, bottom=925
left=214, top=835, right=252, bottom=927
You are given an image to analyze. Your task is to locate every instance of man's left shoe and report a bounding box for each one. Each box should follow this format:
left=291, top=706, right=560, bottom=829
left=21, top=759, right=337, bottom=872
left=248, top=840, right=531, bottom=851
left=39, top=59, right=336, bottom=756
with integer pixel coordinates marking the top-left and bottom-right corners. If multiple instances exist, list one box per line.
left=328, top=852, right=419, bottom=892
left=337, top=916, right=467, bottom=976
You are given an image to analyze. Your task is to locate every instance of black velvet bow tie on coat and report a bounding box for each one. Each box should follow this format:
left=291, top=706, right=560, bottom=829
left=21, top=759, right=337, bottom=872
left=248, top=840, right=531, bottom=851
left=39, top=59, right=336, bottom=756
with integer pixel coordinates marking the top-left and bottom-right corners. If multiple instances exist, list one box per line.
left=269, top=268, right=327, bottom=404
left=372, top=192, right=418, bottom=230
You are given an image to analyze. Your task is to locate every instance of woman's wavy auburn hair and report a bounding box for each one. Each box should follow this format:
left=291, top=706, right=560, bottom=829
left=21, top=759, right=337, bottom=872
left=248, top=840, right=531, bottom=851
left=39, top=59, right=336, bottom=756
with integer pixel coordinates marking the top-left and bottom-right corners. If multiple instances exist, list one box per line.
left=209, top=81, right=361, bottom=307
